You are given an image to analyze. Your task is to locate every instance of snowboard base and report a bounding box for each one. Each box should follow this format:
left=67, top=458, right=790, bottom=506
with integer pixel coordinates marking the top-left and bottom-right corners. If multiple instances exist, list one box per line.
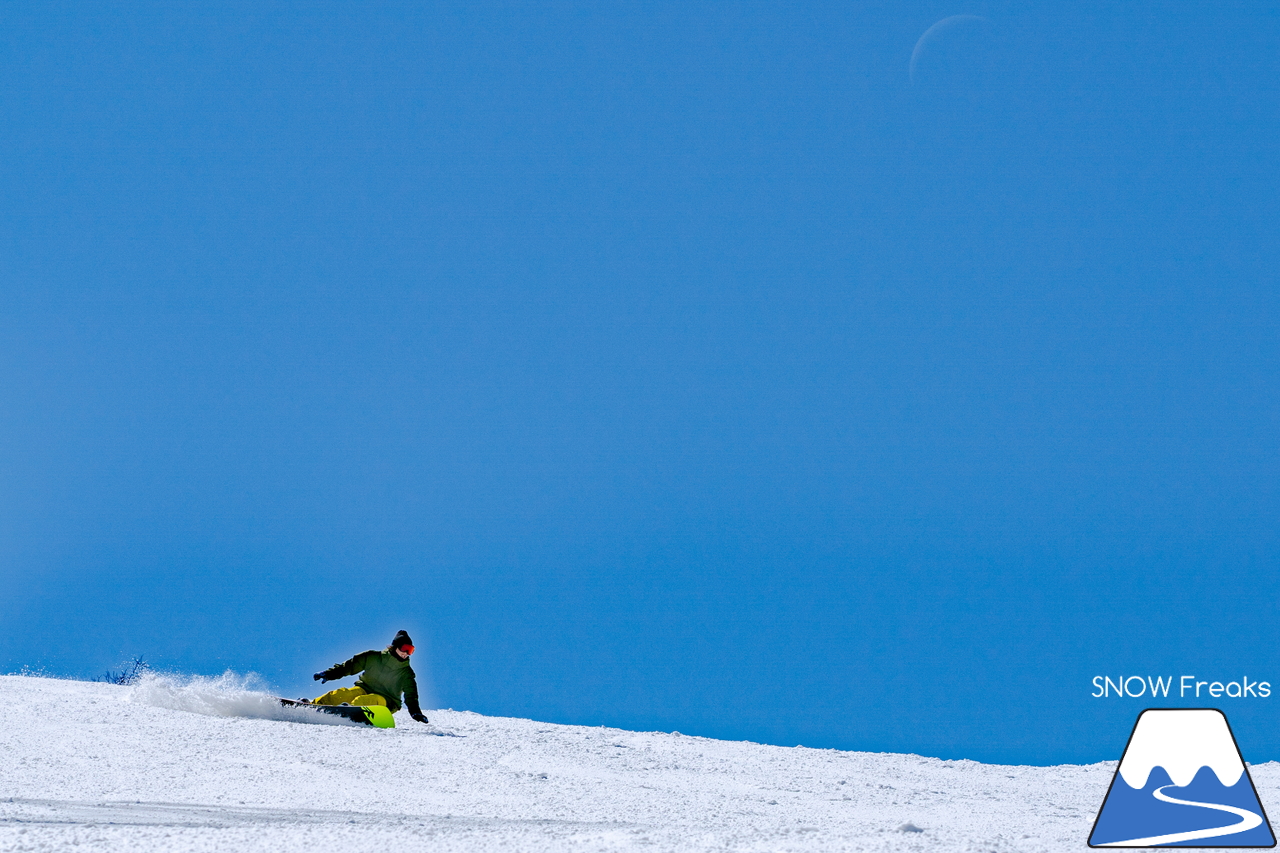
left=280, top=698, right=396, bottom=728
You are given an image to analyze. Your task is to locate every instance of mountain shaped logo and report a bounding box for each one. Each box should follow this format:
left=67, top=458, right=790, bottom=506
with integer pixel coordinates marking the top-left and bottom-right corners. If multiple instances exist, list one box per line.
left=1090, top=709, right=1275, bottom=847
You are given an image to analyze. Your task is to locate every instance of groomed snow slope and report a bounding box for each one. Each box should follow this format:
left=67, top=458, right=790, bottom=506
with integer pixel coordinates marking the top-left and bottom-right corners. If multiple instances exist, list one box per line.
left=2, top=674, right=1267, bottom=853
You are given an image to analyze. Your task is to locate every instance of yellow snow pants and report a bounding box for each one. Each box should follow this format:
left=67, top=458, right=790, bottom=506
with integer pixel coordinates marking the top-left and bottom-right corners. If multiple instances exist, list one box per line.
left=313, top=686, right=389, bottom=707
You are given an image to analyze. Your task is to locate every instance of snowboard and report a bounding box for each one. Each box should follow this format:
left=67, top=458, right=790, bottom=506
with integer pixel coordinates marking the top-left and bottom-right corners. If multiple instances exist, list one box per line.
left=280, top=697, right=396, bottom=728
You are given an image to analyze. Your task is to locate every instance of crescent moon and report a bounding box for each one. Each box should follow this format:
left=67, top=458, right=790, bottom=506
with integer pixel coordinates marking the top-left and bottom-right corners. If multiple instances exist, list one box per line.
left=909, top=14, right=986, bottom=84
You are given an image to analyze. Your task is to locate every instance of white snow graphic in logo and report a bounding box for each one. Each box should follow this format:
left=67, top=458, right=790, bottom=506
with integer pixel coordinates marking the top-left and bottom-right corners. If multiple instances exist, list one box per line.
left=1089, top=709, right=1276, bottom=847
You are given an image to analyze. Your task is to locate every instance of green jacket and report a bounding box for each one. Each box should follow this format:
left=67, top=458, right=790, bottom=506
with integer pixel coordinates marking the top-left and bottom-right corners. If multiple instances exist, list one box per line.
left=321, top=649, right=421, bottom=715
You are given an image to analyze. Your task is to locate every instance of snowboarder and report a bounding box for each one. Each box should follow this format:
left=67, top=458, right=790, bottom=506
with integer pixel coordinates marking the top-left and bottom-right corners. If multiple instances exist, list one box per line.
left=312, top=630, right=429, bottom=724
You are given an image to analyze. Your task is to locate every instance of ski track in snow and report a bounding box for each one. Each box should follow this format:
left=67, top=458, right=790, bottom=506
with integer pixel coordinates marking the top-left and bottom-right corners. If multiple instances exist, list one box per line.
left=3, top=675, right=1273, bottom=852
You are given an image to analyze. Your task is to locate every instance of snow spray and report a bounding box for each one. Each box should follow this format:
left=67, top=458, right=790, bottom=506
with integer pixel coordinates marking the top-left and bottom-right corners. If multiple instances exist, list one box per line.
left=129, top=670, right=358, bottom=726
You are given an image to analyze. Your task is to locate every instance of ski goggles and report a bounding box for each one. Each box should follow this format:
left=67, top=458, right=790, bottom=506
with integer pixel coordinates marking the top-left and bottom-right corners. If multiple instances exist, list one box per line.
left=399, top=644, right=415, bottom=654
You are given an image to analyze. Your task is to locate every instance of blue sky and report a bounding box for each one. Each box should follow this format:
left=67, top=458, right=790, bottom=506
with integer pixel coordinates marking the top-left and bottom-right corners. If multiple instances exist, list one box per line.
left=3, top=2, right=1278, bottom=765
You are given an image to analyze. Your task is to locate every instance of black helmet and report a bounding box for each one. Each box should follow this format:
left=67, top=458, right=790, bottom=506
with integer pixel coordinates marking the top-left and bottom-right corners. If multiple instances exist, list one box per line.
left=391, top=630, right=414, bottom=653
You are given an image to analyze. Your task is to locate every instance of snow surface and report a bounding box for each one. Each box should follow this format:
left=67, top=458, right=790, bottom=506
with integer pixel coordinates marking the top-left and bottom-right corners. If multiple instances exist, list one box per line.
left=3, top=673, right=1273, bottom=852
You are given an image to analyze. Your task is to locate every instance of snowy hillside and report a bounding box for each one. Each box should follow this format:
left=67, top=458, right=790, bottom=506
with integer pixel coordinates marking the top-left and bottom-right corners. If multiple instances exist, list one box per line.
left=2, top=674, right=1264, bottom=852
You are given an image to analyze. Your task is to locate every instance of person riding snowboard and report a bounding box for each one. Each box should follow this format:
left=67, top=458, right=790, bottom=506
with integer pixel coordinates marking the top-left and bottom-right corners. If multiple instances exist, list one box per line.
left=312, top=630, right=429, bottom=724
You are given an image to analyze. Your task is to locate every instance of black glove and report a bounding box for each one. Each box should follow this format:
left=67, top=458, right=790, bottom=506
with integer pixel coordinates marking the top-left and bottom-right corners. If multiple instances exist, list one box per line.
left=410, top=711, right=429, bottom=724
left=313, top=672, right=330, bottom=683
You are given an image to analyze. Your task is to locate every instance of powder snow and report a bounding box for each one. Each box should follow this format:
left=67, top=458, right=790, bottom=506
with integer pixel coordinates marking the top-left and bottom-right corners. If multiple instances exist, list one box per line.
left=5, top=674, right=1272, bottom=852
